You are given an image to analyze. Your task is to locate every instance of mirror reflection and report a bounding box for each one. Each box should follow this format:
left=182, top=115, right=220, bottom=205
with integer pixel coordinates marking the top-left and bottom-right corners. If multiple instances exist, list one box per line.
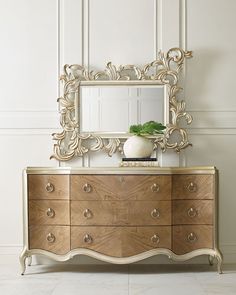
left=80, top=84, right=168, bottom=134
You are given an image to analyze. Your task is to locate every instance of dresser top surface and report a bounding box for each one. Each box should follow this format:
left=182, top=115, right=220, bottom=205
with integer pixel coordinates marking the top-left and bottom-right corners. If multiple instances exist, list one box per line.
left=25, top=166, right=217, bottom=175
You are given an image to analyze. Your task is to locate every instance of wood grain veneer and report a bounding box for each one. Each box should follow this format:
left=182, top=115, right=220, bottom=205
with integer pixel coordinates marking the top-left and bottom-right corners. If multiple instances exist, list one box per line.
left=172, top=175, right=214, bottom=200
left=71, top=175, right=171, bottom=201
left=71, top=200, right=171, bottom=226
left=172, top=200, right=213, bottom=225
left=28, top=175, right=69, bottom=200
left=71, top=226, right=171, bottom=257
left=29, top=225, right=70, bottom=254
left=172, top=225, right=213, bottom=254
left=29, top=200, right=70, bottom=225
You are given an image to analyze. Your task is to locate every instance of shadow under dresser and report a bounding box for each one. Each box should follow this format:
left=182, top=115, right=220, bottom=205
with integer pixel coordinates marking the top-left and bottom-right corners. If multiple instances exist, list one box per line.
left=20, top=167, right=222, bottom=274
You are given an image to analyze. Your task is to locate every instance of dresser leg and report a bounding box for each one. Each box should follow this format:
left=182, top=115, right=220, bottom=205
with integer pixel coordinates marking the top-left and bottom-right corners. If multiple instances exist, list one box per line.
left=215, top=250, right=223, bottom=274
left=27, top=256, right=32, bottom=266
left=208, top=255, right=214, bottom=266
left=19, top=249, right=27, bottom=275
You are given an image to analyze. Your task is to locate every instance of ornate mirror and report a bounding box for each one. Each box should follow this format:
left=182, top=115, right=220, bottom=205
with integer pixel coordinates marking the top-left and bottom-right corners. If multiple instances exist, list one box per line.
left=51, top=48, right=192, bottom=161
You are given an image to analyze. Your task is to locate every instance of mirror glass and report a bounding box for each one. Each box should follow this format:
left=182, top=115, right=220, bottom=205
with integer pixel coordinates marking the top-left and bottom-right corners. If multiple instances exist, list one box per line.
left=80, top=84, right=168, bottom=134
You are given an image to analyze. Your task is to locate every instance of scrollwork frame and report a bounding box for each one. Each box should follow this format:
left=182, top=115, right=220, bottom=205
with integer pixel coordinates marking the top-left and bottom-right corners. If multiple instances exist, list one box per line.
left=51, top=47, right=192, bottom=161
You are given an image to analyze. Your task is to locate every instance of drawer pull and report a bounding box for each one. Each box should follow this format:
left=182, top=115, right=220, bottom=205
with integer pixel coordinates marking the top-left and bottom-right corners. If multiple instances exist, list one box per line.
left=84, top=234, right=93, bottom=244
left=46, top=208, right=55, bottom=218
left=83, top=208, right=93, bottom=219
left=151, top=234, right=160, bottom=244
left=151, top=183, right=160, bottom=193
left=83, top=183, right=92, bottom=193
left=46, top=233, right=56, bottom=243
left=45, top=182, right=54, bottom=193
left=187, top=232, right=197, bottom=243
left=186, top=182, right=197, bottom=193
left=151, top=208, right=160, bottom=218
left=187, top=207, right=198, bottom=218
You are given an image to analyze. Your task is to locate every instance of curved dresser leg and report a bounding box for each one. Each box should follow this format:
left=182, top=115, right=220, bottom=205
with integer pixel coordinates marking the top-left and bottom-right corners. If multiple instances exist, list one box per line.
left=19, top=249, right=27, bottom=275
left=215, top=250, right=223, bottom=274
left=27, top=255, right=32, bottom=266
left=208, top=255, right=214, bottom=266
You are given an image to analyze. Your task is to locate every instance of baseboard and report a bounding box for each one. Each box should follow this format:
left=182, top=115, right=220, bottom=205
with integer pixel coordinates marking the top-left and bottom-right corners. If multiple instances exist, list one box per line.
left=1, top=244, right=235, bottom=265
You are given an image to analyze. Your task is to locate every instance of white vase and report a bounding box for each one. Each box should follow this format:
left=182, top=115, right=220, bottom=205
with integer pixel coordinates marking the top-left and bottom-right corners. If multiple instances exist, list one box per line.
left=123, top=135, right=154, bottom=158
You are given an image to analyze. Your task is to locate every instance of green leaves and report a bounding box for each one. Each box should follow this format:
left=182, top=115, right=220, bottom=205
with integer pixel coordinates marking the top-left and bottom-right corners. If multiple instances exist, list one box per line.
left=129, top=121, right=166, bottom=136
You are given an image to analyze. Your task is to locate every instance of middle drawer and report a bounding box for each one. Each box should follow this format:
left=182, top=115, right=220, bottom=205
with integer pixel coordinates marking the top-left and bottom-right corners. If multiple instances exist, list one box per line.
left=71, top=201, right=171, bottom=226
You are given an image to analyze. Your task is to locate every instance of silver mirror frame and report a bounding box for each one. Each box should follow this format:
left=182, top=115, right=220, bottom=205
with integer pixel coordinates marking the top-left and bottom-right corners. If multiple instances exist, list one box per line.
left=51, top=47, right=193, bottom=161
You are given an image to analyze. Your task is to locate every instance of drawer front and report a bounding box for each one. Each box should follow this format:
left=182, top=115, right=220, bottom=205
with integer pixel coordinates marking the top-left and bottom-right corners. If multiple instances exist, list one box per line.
left=71, top=175, right=171, bottom=201
left=71, top=201, right=171, bottom=226
left=71, top=226, right=171, bottom=257
left=29, top=225, right=70, bottom=254
left=28, top=175, right=69, bottom=200
left=173, top=200, right=213, bottom=225
left=172, top=225, right=213, bottom=254
left=29, top=200, right=70, bottom=225
left=172, top=175, right=214, bottom=200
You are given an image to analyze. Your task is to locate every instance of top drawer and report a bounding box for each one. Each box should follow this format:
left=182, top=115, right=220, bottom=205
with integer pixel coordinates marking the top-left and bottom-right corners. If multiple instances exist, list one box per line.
left=172, top=175, right=214, bottom=200
left=71, top=175, right=171, bottom=201
left=28, top=175, right=69, bottom=200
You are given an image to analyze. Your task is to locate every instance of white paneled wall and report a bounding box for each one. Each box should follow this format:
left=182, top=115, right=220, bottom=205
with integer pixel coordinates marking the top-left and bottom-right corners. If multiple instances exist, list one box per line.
left=1, top=0, right=236, bottom=263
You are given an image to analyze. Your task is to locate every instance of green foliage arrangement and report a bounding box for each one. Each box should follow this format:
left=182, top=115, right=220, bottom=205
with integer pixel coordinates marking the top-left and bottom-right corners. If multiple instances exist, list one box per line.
left=129, top=121, right=166, bottom=136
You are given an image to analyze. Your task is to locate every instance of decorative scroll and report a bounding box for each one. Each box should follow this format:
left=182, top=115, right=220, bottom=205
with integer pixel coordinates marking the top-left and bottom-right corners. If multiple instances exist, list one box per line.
left=51, top=47, right=193, bottom=161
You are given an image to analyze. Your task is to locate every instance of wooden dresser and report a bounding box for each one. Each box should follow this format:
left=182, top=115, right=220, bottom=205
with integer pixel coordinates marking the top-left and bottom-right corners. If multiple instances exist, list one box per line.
left=20, top=167, right=222, bottom=274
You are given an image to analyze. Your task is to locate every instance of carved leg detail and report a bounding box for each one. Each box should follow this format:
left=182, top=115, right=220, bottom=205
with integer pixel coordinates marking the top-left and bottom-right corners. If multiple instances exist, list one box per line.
left=208, top=255, right=214, bottom=266
left=215, top=250, right=223, bottom=274
left=19, top=249, right=28, bottom=275
left=27, top=256, right=32, bottom=266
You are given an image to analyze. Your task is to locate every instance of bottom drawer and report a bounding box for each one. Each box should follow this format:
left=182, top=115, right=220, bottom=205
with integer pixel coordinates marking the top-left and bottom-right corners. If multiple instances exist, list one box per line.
left=29, top=225, right=70, bottom=254
left=71, top=226, right=171, bottom=257
left=172, top=225, right=213, bottom=255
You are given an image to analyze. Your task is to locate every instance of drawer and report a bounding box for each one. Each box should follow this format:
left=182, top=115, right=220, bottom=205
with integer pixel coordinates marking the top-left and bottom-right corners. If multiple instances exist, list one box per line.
left=71, top=226, right=171, bottom=257
left=71, top=201, right=171, bottom=226
left=28, top=175, right=69, bottom=200
left=172, top=225, right=213, bottom=254
left=173, top=200, right=213, bottom=225
left=29, top=200, right=70, bottom=225
left=71, top=175, right=171, bottom=201
left=172, top=175, right=214, bottom=200
left=29, top=225, right=70, bottom=254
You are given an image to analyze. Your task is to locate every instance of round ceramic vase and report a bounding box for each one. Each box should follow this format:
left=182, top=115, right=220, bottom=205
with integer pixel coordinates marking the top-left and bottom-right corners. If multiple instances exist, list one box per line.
left=123, top=135, right=153, bottom=158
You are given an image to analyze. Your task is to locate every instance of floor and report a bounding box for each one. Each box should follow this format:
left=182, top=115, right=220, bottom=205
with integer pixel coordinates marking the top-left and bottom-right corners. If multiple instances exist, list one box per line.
left=0, top=263, right=236, bottom=295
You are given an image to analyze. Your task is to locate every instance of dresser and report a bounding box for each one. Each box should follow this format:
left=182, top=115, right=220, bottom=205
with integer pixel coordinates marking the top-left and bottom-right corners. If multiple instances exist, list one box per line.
left=20, top=167, right=222, bottom=274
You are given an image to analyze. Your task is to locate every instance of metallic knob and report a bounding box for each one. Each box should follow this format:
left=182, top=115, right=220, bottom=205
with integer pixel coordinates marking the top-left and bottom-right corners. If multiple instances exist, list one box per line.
left=45, top=182, right=54, bottom=193
left=187, top=232, right=197, bottom=243
left=83, top=208, right=93, bottom=219
left=83, top=183, right=92, bottom=193
left=83, top=234, right=93, bottom=244
left=46, top=208, right=55, bottom=218
left=46, top=233, right=55, bottom=243
left=186, top=182, right=197, bottom=193
left=151, top=208, right=160, bottom=218
left=151, top=234, right=160, bottom=244
left=151, top=183, right=160, bottom=193
left=187, top=207, right=198, bottom=218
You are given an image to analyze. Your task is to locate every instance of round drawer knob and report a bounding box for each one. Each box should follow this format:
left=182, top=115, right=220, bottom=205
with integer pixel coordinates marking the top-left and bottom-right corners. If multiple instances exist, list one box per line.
left=186, top=182, right=197, bottom=193
left=83, top=183, right=92, bottom=193
left=83, top=234, right=93, bottom=244
left=187, top=232, right=197, bottom=243
left=151, top=208, right=160, bottom=218
left=151, top=234, right=160, bottom=244
left=46, top=208, right=55, bottom=218
left=187, top=207, right=197, bottom=218
left=45, top=183, right=54, bottom=193
left=83, top=209, right=93, bottom=219
left=46, top=233, right=56, bottom=243
left=151, top=183, right=160, bottom=193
